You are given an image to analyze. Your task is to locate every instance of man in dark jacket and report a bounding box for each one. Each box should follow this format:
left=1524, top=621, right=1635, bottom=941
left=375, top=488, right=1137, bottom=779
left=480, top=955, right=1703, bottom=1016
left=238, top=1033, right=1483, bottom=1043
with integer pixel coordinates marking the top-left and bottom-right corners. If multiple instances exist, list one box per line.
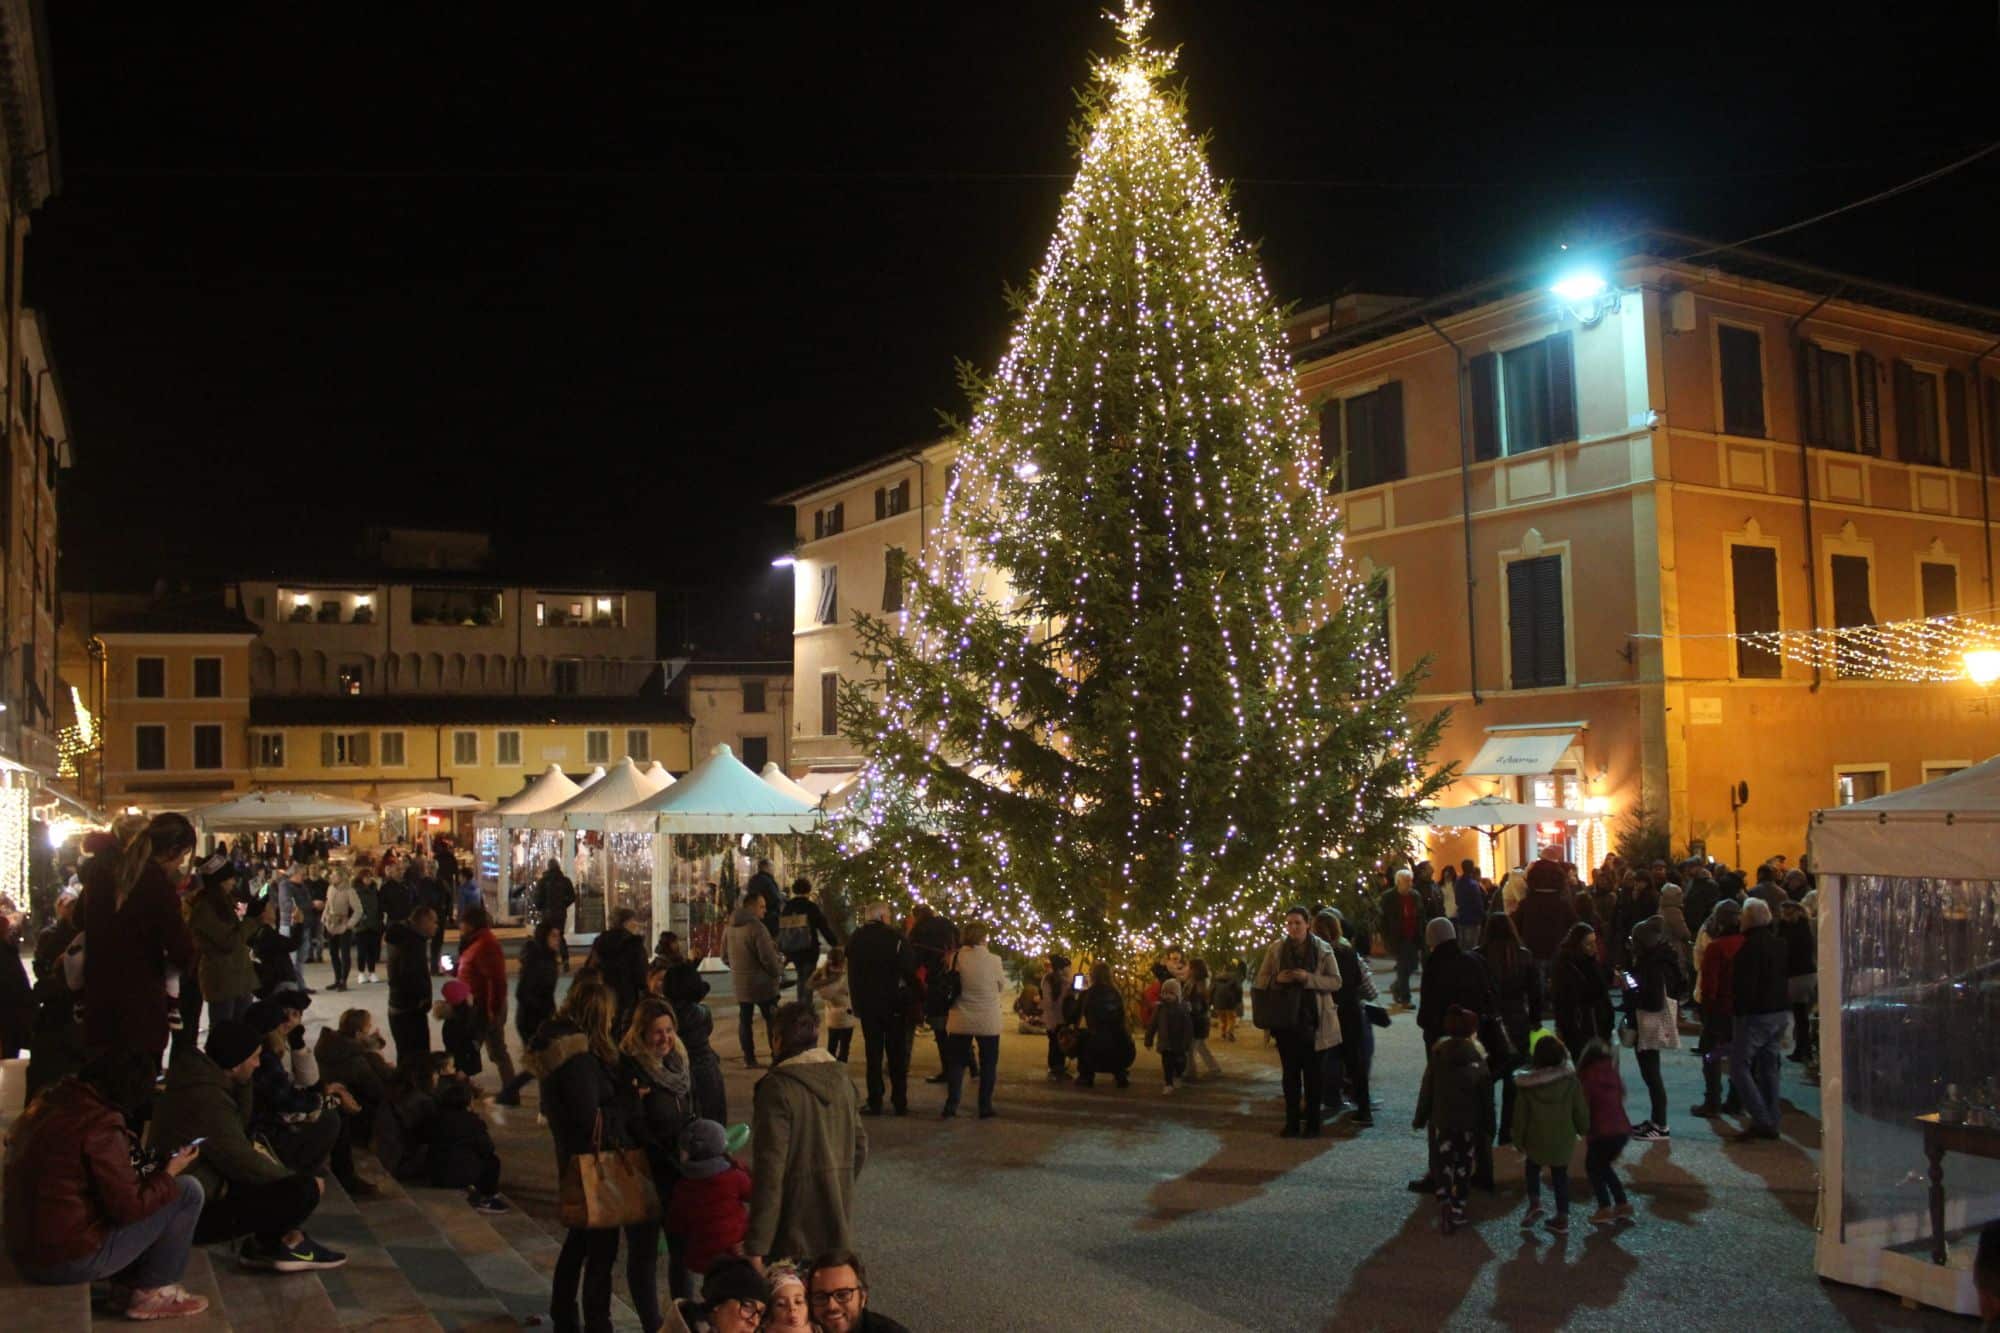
left=412, top=858, right=453, bottom=975
left=743, top=859, right=784, bottom=922
left=1728, top=898, right=1792, bottom=1140
left=906, top=904, right=959, bottom=1082
left=1377, top=868, right=1426, bottom=1007
left=776, top=880, right=841, bottom=1001
left=843, top=902, right=910, bottom=1116
left=384, top=906, right=436, bottom=1069
left=533, top=862, right=577, bottom=971
left=1412, top=918, right=1497, bottom=1193
left=1514, top=852, right=1579, bottom=964
left=377, top=860, right=414, bottom=928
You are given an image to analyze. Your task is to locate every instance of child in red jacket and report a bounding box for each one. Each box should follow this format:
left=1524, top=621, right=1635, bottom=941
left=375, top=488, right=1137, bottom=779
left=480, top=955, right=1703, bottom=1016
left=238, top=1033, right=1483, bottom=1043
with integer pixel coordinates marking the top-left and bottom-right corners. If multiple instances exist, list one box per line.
left=664, top=1118, right=751, bottom=1274
left=1577, top=1039, right=1635, bottom=1226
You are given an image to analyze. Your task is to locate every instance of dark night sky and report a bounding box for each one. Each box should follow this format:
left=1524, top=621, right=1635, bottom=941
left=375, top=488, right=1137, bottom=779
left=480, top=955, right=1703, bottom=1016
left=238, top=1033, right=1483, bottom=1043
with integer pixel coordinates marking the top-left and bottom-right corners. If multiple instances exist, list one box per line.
left=29, top=3, right=2000, bottom=601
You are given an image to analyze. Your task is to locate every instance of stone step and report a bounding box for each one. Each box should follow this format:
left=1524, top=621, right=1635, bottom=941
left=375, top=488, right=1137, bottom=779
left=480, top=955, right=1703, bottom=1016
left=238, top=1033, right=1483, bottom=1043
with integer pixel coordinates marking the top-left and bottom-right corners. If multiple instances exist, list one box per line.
left=0, top=1240, right=91, bottom=1333
left=167, top=1246, right=237, bottom=1333
left=198, top=1234, right=344, bottom=1333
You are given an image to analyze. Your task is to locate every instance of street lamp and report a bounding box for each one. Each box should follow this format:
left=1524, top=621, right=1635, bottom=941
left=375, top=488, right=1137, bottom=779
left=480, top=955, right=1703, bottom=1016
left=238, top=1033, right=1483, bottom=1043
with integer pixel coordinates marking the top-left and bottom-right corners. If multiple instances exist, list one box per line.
left=770, top=555, right=796, bottom=569
left=1965, top=647, right=2000, bottom=687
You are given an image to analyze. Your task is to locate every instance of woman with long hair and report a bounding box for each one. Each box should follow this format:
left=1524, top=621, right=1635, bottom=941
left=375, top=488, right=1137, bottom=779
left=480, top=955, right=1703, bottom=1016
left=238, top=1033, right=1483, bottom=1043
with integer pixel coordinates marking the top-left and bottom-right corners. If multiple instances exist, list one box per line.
left=79, top=812, right=197, bottom=1064
left=526, top=980, right=628, bottom=1333
left=320, top=866, right=362, bottom=992
left=1475, top=913, right=1542, bottom=1144
left=1253, top=905, right=1344, bottom=1137
left=499, top=919, right=565, bottom=1106
left=185, top=856, right=259, bottom=1028
left=1550, top=922, right=1614, bottom=1057
left=620, top=997, right=693, bottom=1322
left=1075, top=962, right=1134, bottom=1089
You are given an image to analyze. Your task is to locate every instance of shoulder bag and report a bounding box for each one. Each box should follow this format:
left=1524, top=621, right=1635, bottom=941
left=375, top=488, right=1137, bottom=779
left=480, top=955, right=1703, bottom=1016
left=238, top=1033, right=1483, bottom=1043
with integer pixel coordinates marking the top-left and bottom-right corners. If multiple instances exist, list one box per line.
left=1250, top=983, right=1302, bottom=1032
left=559, top=1110, right=662, bottom=1229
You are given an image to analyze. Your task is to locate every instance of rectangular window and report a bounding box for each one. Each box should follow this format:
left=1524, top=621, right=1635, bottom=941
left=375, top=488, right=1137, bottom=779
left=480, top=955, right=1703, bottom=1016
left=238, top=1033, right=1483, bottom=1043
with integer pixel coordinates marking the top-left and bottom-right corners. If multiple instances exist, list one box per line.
left=742, top=680, right=766, bottom=714
left=1800, top=344, right=1876, bottom=453
left=1717, top=324, right=1766, bottom=437
left=820, top=672, right=840, bottom=736
left=336, top=665, right=364, bottom=696
left=1897, top=362, right=1944, bottom=466
left=813, top=503, right=846, bottom=539
left=322, top=731, right=371, bottom=767
left=380, top=731, right=407, bottom=767
left=1830, top=553, right=1874, bottom=678
left=495, top=730, right=521, bottom=766
left=135, top=724, right=167, bottom=771
left=452, top=730, right=478, bottom=766
left=192, top=657, right=223, bottom=698
left=135, top=657, right=166, bottom=699
left=535, top=600, right=547, bottom=626
left=552, top=660, right=581, bottom=694
left=1505, top=554, right=1567, bottom=689
left=1469, top=332, right=1576, bottom=460
left=1836, top=769, right=1885, bottom=804
left=888, top=479, right=911, bottom=516
left=883, top=547, right=905, bottom=612
left=626, top=729, right=650, bottom=763
left=586, top=730, right=610, bottom=765
left=740, top=735, right=770, bottom=770
left=192, top=724, right=223, bottom=770
left=411, top=587, right=504, bottom=627
left=1320, top=383, right=1406, bottom=491
left=257, top=733, right=285, bottom=767
left=1921, top=561, right=1958, bottom=620
left=1730, top=545, right=1782, bottom=679
left=816, top=566, right=839, bottom=626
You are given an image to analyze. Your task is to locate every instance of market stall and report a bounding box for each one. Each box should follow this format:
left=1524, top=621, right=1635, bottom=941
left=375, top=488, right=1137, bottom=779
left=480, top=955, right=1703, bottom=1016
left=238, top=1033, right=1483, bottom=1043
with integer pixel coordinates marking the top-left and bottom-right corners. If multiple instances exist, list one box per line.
left=481, top=764, right=591, bottom=922
left=608, top=743, right=817, bottom=958
left=376, top=789, right=486, bottom=853
left=191, top=789, right=380, bottom=839
left=760, top=761, right=820, bottom=806
left=1809, top=757, right=2000, bottom=1316
left=526, top=758, right=671, bottom=935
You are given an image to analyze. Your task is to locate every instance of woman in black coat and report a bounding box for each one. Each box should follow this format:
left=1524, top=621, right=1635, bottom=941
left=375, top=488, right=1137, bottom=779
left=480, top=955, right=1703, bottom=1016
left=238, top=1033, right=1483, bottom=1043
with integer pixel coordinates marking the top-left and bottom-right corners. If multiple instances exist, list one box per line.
left=525, top=980, right=629, bottom=1333
left=1550, top=922, right=1615, bottom=1057
left=1075, top=963, right=1134, bottom=1088
left=590, top=907, right=649, bottom=1033
left=1474, top=914, right=1542, bottom=1144
left=618, top=997, right=696, bottom=1321
left=499, top=920, right=564, bottom=1106
left=663, top=960, right=725, bottom=1122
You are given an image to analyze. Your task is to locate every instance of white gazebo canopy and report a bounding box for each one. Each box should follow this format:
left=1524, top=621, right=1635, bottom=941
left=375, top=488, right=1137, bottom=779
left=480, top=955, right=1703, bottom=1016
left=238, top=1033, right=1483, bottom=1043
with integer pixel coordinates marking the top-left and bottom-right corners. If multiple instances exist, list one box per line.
left=1413, top=795, right=1598, bottom=827
left=760, top=762, right=818, bottom=805
left=194, top=789, right=379, bottom=832
left=526, top=758, right=671, bottom=830
left=1811, top=752, right=2000, bottom=879
left=644, top=761, right=675, bottom=789
left=610, top=743, right=818, bottom=835
left=377, top=789, right=488, bottom=812
left=492, top=764, right=587, bottom=817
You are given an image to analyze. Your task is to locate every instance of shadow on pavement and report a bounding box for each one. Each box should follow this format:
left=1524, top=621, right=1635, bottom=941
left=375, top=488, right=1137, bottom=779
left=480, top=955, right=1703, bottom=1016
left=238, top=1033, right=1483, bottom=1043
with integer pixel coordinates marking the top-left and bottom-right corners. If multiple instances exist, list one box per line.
left=1721, top=1134, right=1820, bottom=1229
left=1488, top=1225, right=1640, bottom=1328
left=1138, top=1131, right=1336, bottom=1232
left=1322, top=1197, right=1494, bottom=1330
left=1627, top=1141, right=1712, bottom=1226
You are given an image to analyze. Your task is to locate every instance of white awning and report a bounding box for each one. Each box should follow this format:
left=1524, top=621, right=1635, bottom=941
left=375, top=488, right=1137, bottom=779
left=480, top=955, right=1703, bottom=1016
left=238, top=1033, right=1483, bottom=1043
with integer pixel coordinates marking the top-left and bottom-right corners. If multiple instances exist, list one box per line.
left=1462, top=731, right=1577, bottom=778
left=797, top=768, right=861, bottom=796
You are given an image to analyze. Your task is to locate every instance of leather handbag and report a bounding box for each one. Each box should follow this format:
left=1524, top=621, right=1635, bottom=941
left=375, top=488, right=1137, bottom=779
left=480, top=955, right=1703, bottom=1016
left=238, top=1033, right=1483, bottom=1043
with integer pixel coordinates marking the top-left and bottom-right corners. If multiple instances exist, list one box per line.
left=559, top=1112, right=662, bottom=1229
left=1251, top=984, right=1302, bottom=1032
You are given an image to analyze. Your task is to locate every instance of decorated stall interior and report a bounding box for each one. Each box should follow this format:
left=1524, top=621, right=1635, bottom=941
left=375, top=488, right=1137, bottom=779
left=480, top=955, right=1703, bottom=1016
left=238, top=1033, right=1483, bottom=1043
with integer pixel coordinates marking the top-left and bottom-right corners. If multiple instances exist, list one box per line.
left=483, top=764, right=593, bottom=921
left=526, top=758, right=670, bottom=935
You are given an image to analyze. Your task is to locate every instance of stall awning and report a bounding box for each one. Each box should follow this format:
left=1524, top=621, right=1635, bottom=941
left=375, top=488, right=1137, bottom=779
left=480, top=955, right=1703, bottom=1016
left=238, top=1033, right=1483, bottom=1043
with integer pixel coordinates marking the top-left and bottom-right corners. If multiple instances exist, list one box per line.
left=797, top=768, right=860, bottom=796
left=1462, top=731, right=1577, bottom=777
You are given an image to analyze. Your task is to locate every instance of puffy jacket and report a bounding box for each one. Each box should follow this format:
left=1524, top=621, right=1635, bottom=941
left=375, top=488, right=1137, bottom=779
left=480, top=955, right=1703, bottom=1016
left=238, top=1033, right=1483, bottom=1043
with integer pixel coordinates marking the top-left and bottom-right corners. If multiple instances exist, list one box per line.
left=1514, top=888, right=1579, bottom=962
left=1146, top=998, right=1193, bottom=1054
left=1511, top=1062, right=1590, bottom=1167
left=383, top=921, right=433, bottom=1015
left=1699, top=933, right=1746, bottom=1018
left=455, top=926, right=507, bottom=1019
left=3, top=1077, right=183, bottom=1269
left=1415, top=939, right=1492, bottom=1046
left=1579, top=1057, right=1632, bottom=1139
left=945, top=944, right=1007, bottom=1037
left=186, top=887, right=259, bottom=1004
left=314, top=1027, right=392, bottom=1108
left=666, top=1166, right=751, bottom=1274
left=1414, top=1036, right=1490, bottom=1135
left=149, top=1046, right=294, bottom=1201
left=809, top=964, right=855, bottom=1029
left=524, top=1019, right=626, bottom=1166
left=1731, top=925, right=1791, bottom=1016
left=747, top=1048, right=866, bottom=1261
left=724, top=906, right=784, bottom=1005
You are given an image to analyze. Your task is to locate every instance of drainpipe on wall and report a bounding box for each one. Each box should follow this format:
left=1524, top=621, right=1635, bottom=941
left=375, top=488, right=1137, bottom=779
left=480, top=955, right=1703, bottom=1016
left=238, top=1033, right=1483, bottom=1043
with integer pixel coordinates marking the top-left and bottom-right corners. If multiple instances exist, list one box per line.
left=1972, top=338, right=2000, bottom=620
left=1789, top=285, right=1843, bottom=694
left=1420, top=314, right=1481, bottom=705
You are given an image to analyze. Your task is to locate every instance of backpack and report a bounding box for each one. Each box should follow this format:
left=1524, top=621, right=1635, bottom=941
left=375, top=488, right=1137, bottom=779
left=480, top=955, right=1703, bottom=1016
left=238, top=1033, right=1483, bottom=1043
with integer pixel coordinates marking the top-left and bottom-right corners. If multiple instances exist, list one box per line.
left=775, top=909, right=814, bottom=955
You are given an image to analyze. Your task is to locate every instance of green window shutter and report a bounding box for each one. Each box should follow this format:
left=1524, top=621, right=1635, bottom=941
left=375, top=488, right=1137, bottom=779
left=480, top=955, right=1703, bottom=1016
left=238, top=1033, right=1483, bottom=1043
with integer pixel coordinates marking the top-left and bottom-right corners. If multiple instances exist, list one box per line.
left=1469, top=353, right=1499, bottom=461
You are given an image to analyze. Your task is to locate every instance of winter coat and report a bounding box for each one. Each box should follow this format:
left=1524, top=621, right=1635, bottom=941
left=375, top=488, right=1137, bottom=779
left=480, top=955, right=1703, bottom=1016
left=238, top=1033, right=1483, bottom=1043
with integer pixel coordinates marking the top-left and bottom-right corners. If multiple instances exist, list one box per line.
left=524, top=1019, right=627, bottom=1168
left=724, top=905, right=785, bottom=1005
left=1146, top=997, right=1193, bottom=1054
left=1253, top=932, right=1344, bottom=1052
left=1579, top=1058, right=1632, bottom=1140
left=1414, top=1036, right=1490, bottom=1136
left=1415, top=939, right=1493, bottom=1047
left=1452, top=877, right=1489, bottom=932
left=1629, top=937, right=1683, bottom=1013
left=1080, top=982, right=1134, bottom=1073
left=676, top=1002, right=727, bottom=1123
left=455, top=926, right=507, bottom=1021
left=666, top=1165, right=752, bottom=1274
left=621, top=1050, right=696, bottom=1185
left=1551, top=951, right=1615, bottom=1054
left=742, top=871, right=784, bottom=924
left=149, top=1046, right=294, bottom=1202
left=907, top=913, right=958, bottom=989
left=354, top=881, right=383, bottom=934
left=945, top=944, right=1007, bottom=1037
left=1732, top=924, right=1791, bottom=1016
left=1331, top=941, right=1376, bottom=1033
left=843, top=919, right=910, bottom=1022
left=3, top=1077, right=183, bottom=1270
left=426, top=1102, right=498, bottom=1191
left=1514, top=887, right=1579, bottom=962
left=375, top=1088, right=438, bottom=1181
left=1511, top=1063, right=1590, bottom=1167
left=775, top=894, right=838, bottom=957
left=250, top=1045, right=329, bottom=1136
left=515, top=936, right=560, bottom=1041
left=0, top=934, right=30, bottom=1054
left=314, top=1027, right=392, bottom=1108
left=746, top=1047, right=866, bottom=1261
left=593, top=927, right=649, bottom=1028
left=383, top=921, right=433, bottom=1015
left=809, top=964, right=855, bottom=1029
left=1699, top=933, right=1746, bottom=1019
left=378, top=876, right=413, bottom=926
left=321, top=881, right=361, bottom=936
left=80, top=858, right=195, bottom=1057
left=1475, top=945, right=1541, bottom=1060
left=249, top=923, right=298, bottom=997
left=437, top=999, right=486, bottom=1077
left=186, top=887, right=259, bottom=1004
left=1187, top=979, right=1213, bottom=1039
left=1778, top=916, right=1816, bottom=978
left=534, top=867, right=577, bottom=929
left=1211, top=974, right=1243, bottom=1013
left=1377, top=888, right=1427, bottom=949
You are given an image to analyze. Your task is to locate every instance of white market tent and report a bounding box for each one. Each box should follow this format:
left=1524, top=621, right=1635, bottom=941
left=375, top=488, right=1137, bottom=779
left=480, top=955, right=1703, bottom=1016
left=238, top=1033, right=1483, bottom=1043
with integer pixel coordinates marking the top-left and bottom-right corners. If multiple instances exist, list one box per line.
left=759, top=761, right=819, bottom=806
left=525, top=758, right=671, bottom=831
left=193, top=789, right=379, bottom=832
left=376, top=790, right=488, bottom=812
left=478, top=765, right=597, bottom=923
left=491, top=764, right=585, bottom=815
left=1414, top=796, right=1599, bottom=827
left=1808, top=755, right=2000, bottom=1316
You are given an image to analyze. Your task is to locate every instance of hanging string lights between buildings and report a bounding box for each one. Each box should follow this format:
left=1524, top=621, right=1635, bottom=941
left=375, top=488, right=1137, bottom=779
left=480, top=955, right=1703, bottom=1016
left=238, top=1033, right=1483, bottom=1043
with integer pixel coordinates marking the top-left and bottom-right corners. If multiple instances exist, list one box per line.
left=1633, top=609, right=2000, bottom=684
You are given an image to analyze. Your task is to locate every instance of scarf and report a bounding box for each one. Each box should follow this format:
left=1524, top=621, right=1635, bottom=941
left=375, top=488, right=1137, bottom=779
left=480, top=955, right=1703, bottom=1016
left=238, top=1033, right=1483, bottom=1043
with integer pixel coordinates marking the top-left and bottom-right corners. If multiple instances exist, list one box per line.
left=1281, top=935, right=1315, bottom=973
left=630, top=1046, right=692, bottom=1100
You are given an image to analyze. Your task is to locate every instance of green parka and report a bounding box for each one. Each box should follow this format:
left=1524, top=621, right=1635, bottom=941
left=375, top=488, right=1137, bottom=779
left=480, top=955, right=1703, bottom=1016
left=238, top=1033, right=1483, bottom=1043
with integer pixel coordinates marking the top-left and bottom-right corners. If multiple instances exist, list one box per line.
left=1510, top=1061, right=1590, bottom=1168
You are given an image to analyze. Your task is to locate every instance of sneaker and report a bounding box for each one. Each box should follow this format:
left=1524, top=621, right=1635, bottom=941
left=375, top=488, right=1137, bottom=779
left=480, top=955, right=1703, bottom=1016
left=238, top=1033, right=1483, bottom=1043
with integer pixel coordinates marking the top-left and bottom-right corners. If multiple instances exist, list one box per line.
left=860, top=1103, right=883, bottom=1116
left=1520, top=1204, right=1545, bottom=1230
left=1688, top=1102, right=1720, bottom=1117
left=1589, top=1206, right=1618, bottom=1225
left=269, top=1235, right=348, bottom=1273
left=1353, top=1112, right=1374, bottom=1127
left=1613, top=1202, right=1636, bottom=1222
left=238, top=1238, right=280, bottom=1270
left=470, top=1194, right=510, bottom=1215
left=1545, top=1214, right=1569, bottom=1236
left=1631, top=1122, right=1671, bottom=1142
left=125, top=1284, right=211, bottom=1321
left=1162, top=1084, right=1176, bottom=1095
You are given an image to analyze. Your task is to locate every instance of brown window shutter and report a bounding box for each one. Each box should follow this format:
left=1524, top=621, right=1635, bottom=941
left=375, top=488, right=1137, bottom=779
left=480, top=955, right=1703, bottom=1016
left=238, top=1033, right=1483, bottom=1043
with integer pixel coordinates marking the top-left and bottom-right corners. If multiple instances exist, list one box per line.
left=874, top=488, right=887, bottom=521
left=1718, top=325, right=1766, bottom=437
left=1469, top=353, right=1500, bottom=461
left=321, top=731, right=336, bottom=767
left=1893, top=360, right=1920, bottom=462
left=1317, top=399, right=1342, bottom=480
left=1946, top=369, right=1971, bottom=470
left=1856, top=351, right=1881, bottom=455
left=1729, top=545, right=1782, bottom=678
left=1544, top=331, right=1578, bottom=444
left=1987, top=378, right=2000, bottom=472
left=1378, top=380, right=1406, bottom=482
left=1921, top=561, right=1959, bottom=619
left=1797, top=342, right=1823, bottom=447
left=353, top=732, right=371, bottom=767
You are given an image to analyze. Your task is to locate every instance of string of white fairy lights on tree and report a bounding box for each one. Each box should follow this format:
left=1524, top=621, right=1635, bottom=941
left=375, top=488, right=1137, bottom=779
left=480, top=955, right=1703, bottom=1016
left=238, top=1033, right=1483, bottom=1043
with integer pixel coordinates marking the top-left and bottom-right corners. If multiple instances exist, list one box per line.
left=1633, top=609, right=2000, bottom=684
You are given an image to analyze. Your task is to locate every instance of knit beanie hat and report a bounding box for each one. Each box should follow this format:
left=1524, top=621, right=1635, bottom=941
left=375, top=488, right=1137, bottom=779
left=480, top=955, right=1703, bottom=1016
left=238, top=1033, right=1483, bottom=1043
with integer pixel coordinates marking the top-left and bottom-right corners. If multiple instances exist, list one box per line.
left=205, top=1019, right=262, bottom=1070
left=244, top=998, right=287, bottom=1038
left=442, top=979, right=472, bottom=1005
left=679, top=1118, right=731, bottom=1179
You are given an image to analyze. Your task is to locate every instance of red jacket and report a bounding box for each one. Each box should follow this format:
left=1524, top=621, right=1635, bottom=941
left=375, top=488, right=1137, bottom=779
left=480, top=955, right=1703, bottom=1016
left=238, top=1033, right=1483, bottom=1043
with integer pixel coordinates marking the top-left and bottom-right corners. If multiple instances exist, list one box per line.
left=1701, top=934, right=1746, bottom=1020
left=4, top=1078, right=181, bottom=1269
left=1578, top=1058, right=1632, bottom=1139
left=665, top=1164, right=751, bottom=1273
left=456, top=926, right=507, bottom=1019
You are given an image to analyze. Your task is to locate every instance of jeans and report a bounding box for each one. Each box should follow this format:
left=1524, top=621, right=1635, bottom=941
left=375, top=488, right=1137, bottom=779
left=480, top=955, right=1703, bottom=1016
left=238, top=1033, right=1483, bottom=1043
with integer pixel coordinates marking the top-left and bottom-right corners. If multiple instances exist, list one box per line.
left=328, top=932, right=353, bottom=987
left=390, top=1010, right=431, bottom=1071
left=944, top=1033, right=999, bottom=1113
left=1189, top=1036, right=1221, bottom=1076
left=552, top=1225, right=619, bottom=1333
left=24, top=1175, right=202, bottom=1289
left=1392, top=941, right=1421, bottom=1005
left=827, top=1026, right=853, bottom=1062
left=1525, top=1161, right=1571, bottom=1216
left=1635, top=1049, right=1668, bottom=1126
left=193, top=1172, right=319, bottom=1247
left=355, top=930, right=382, bottom=976
left=787, top=951, right=819, bottom=1002
left=1732, top=1009, right=1790, bottom=1132
left=1274, top=1028, right=1323, bottom=1126
left=1332, top=1017, right=1374, bottom=1115
left=296, top=917, right=323, bottom=964
left=860, top=1013, right=909, bottom=1110
left=737, top=998, right=776, bottom=1063
left=1586, top=1135, right=1629, bottom=1206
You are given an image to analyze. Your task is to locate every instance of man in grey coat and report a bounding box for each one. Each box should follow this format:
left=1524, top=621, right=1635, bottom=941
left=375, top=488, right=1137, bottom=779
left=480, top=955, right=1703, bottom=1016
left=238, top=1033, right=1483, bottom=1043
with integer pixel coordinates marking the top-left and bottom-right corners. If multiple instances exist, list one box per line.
left=725, top=895, right=785, bottom=1066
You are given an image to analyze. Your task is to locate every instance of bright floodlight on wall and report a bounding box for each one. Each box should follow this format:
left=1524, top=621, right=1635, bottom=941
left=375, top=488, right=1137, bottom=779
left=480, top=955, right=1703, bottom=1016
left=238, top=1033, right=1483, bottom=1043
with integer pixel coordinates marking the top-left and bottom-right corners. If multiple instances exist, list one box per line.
left=771, top=555, right=796, bottom=568
left=1550, top=270, right=1607, bottom=303
left=1965, top=647, right=2000, bottom=687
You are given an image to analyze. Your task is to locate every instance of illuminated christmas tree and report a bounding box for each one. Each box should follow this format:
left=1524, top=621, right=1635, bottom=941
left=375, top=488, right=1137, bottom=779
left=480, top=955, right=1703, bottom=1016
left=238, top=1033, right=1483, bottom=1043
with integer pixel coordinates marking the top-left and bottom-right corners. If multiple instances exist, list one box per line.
left=825, top=2, right=1447, bottom=959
